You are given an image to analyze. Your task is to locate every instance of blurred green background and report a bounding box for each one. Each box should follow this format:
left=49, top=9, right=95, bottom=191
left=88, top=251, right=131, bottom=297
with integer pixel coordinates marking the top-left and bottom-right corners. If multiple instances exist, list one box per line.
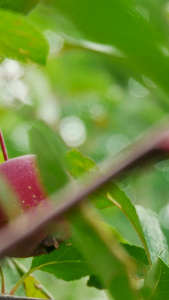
left=1, top=1, right=169, bottom=299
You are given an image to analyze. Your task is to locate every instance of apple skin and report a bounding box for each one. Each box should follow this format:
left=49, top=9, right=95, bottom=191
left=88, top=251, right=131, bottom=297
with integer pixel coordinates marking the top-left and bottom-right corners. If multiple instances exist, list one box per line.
left=0, top=155, right=47, bottom=210
left=0, top=155, right=63, bottom=257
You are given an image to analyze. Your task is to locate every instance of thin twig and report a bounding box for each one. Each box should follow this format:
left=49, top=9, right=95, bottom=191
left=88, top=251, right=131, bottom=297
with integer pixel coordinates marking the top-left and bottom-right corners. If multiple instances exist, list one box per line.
left=0, top=130, right=8, bottom=161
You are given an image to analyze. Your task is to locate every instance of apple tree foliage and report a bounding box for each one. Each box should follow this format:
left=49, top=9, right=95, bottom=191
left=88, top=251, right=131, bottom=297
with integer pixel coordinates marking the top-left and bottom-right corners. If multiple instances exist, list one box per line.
left=1, top=0, right=169, bottom=300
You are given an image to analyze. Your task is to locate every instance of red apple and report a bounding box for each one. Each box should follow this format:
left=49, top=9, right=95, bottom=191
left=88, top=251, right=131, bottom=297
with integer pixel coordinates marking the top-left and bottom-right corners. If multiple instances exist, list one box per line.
left=0, top=154, right=47, bottom=210
left=0, top=130, right=68, bottom=257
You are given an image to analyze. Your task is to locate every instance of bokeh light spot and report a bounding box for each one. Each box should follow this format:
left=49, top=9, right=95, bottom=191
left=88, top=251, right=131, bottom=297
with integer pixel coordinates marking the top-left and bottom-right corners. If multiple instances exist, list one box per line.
left=59, top=116, right=87, bottom=147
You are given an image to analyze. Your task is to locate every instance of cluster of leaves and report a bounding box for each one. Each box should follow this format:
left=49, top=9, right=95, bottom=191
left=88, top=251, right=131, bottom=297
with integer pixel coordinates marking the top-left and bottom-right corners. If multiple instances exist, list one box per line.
left=0, top=121, right=168, bottom=300
left=1, top=1, right=169, bottom=300
left=27, top=122, right=169, bottom=300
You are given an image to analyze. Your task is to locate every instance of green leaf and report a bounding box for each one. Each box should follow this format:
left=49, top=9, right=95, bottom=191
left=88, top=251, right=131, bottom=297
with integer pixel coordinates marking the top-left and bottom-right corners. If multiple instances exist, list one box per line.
left=0, top=9, right=48, bottom=65
left=104, top=223, right=128, bottom=244
left=107, top=183, right=150, bottom=256
left=1, top=258, right=25, bottom=296
left=107, top=183, right=168, bottom=264
left=122, top=244, right=149, bottom=267
left=90, top=183, right=116, bottom=209
left=53, top=0, right=169, bottom=93
left=144, top=257, right=169, bottom=300
left=92, top=222, right=149, bottom=267
left=95, top=223, right=149, bottom=267
left=24, top=275, right=50, bottom=299
left=87, top=274, right=105, bottom=290
left=0, top=0, right=39, bottom=15
left=136, top=206, right=168, bottom=265
left=121, top=244, right=149, bottom=279
left=11, top=258, right=54, bottom=298
left=65, top=148, right=99, bottom=179
left=31, top=238, right=93, bottom=281
left=69, top=204, right=137, bottom=300
left=29, top=121, right=69, bottom=195
left=65, top=149, right=112, bottom=207
left=87, top=244, right=147, bottom=290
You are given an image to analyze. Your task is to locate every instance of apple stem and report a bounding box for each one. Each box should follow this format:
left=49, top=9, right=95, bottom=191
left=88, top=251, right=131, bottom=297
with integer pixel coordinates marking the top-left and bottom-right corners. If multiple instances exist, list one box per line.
left=0, top=130, right=9, bottom=161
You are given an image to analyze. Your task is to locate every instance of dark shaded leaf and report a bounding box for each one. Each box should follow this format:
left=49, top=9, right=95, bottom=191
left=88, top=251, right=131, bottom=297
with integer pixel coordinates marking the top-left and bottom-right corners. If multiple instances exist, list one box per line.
left=122, top=244, right=149, bottom=266
left=87, top=274, right=105, bottom=290
left=0, top=0, right=39, bottom=15
left=121, top=244, right=149, bottom=279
